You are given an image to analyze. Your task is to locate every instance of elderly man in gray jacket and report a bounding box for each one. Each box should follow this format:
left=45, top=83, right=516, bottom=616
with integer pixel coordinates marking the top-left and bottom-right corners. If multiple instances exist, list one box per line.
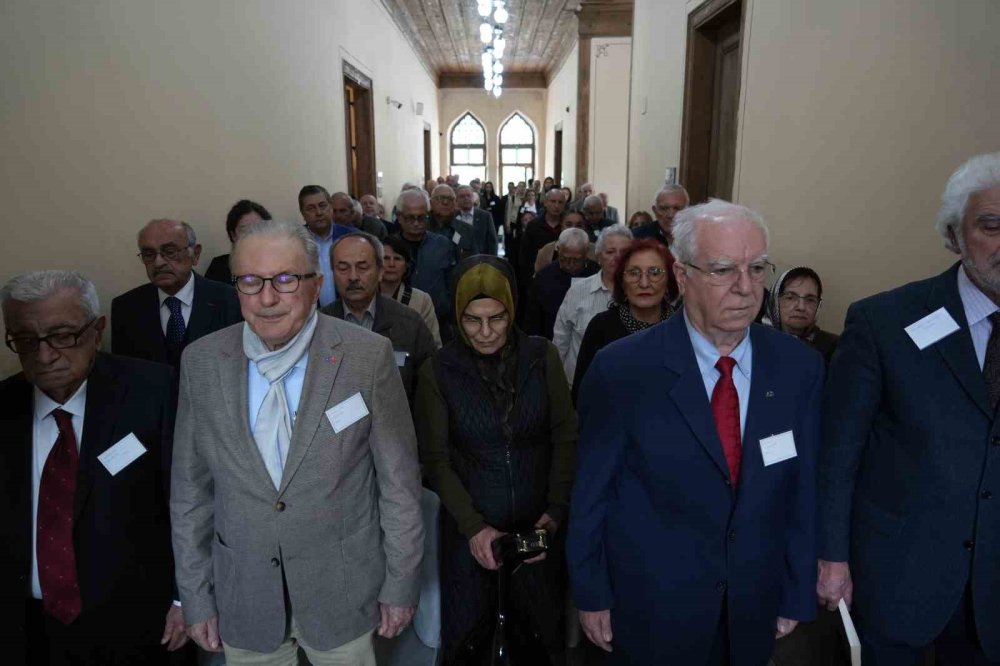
left=171, top=219, right=423, bottom=665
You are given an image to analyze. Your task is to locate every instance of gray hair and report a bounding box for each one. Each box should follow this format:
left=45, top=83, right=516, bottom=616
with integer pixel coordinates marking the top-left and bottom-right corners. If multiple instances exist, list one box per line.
left=545, top=188, right=567, bottom=202
left=557, top=227, right=589, bottom=251
left=1, top=270, right=100, bottom=320
left=331, top=231, right=385, bottom=269
left=670, top=199, right=769, bottom=265
left=397, top=188, right=430, bottom=211
left=230, top=219, right=320, bottom=274
left=583, top=194, right=604, bottom=210
left=431, top=184, right=455, bottom=199
left=137, top=219, right=198, bottom=247
left=456, top=185, right=473, bottom=195
left=595, top=223, right=633, bottom=255
left=936, top=153, right=1000, bottom=252
left=352, top=199, right=363, bottom=217
left=654, top=184, right=690, bottom=206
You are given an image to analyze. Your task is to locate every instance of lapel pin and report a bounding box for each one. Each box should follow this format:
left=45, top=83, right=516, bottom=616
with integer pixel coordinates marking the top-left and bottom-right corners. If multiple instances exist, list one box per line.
left=327, top=355, right=338, bottom=365
left=765, top=390, right=774, bottom=398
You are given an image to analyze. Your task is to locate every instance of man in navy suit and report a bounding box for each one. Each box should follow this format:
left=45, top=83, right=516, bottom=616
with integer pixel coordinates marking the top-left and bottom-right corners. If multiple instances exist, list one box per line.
left=818, top=153, right=1000, bottom=665
left=112, top=218, right=241, bottom=369
left=568, top=200, right=823, bottom=665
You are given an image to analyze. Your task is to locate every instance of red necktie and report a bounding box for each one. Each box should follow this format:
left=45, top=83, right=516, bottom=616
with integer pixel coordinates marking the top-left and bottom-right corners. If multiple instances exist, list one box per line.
left=37, top=408, right=82, bottom=625
left=712, top=357, right=742, bottom=486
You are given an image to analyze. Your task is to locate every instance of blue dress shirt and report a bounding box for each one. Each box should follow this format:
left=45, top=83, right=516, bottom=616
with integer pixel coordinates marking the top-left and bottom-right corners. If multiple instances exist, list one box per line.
left=247, top=351, right=309, bottom=484
left=684, top=308, right=753, bottom=436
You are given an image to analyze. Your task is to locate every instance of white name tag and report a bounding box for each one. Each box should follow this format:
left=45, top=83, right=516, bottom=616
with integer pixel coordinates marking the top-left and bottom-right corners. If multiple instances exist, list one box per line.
left=98, top=432, right=147, bottom=476
left=759, top=431, right=797, bottom=467
left=394, top=351, right=409, bottom=367
left=325, top=392, right=370, bottom=433
left=452, top=231, right=461, bottom=245
left=904, top=307, right=960, bottom=350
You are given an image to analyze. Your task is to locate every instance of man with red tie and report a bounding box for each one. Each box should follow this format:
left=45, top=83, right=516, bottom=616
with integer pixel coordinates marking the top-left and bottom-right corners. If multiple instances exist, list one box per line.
left=0, top=270, right=185, bottom=665
left=567, top=201, right=823, bottom=665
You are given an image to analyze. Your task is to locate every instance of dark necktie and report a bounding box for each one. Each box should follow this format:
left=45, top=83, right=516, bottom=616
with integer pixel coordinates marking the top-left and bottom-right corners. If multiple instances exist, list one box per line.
left=984, top=312, right=1000, bottom=409
left=164, top=296, right=186, bottom=348
left=712, top=356, right=742, bottom=486
left=37, top=408, right=82, bottom=624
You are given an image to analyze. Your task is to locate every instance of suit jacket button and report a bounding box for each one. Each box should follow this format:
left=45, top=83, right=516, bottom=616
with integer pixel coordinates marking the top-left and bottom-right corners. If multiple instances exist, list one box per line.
left=982, top=491, right=994, bottom=500
left=276, top=501, right=286, bottom=512
left=992, top=436, right=1000, bottom=447
left=964, top=540, right=975, bottom=550
left=716, top=581, right=727, bottom=592
left=728, top=529, right=737, bottom=541
left=271, top=557, right=280, bottom=567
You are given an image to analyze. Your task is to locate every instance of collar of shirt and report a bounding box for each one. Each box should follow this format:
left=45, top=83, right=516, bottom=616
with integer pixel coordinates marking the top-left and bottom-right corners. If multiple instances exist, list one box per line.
left=34, top=379, right=88, bottom=423
left=683, top=308, right=752, bottom=385
left=309, top=226, right=334, bottom=243
left=578, top=271, right=610, bottom=295
left=458, top=209, right=474, bottom=221
left=158, top=271, right=195, bottom=308
left=345, top=295, right=377, bottom=325
left=958, top=264, right=998, bottom=329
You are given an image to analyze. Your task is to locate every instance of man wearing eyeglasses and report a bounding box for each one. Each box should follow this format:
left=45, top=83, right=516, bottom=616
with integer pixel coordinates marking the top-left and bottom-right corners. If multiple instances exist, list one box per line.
left=569, top=200, right=823, bottom=665
left=171, top=219, right=423, bottom=665
left=1, top=270, right=187, bottom=665
left=427, top=184, right=478, bottom=258
left=111, top=218, right=241, bottom=370
left=300, top=185, right=355, bottom=307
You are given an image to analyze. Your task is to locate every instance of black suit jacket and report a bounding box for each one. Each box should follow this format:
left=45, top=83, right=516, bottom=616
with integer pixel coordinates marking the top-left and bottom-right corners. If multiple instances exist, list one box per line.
left=111, top=272, right=242, bottom=368
left=0, top=354, right=176, bottom=662
left=320, top=294, right=436, bottom=404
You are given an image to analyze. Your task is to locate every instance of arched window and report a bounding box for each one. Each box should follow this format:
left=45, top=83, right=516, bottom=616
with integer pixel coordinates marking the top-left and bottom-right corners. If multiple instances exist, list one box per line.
left=449, top=113, right=486, bottom=184
left=499, top=113, right=535, bottom=188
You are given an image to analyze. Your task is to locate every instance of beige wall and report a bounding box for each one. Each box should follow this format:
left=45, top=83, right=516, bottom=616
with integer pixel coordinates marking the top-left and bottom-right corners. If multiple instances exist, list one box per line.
left=545, top=42, right=579, bottom=189
left=0, top=0, right=439, bottom=377
left=437, top=88, right=547, bottom=187
left=589, top=38, right=633, bottom=216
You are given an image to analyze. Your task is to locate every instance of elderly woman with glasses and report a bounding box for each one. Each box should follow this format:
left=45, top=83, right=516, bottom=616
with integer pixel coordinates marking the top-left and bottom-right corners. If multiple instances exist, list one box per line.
left=571, top=239, right=678, bottom=404
left=766, top=266, right=839, bottom=364
left=415, top=255, right=577, bottom=665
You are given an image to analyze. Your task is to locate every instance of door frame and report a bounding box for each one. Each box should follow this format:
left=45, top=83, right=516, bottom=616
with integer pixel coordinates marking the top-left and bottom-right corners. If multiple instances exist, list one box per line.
left=343, top=60, right=376, bottom=198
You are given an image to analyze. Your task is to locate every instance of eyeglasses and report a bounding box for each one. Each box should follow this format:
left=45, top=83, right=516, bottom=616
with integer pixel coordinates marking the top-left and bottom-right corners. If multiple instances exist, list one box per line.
left=5, top=318, right=99, bottom=354
left=623, top=267, right=668, bottom=283
left=138, top=245, right=190, bottom=263
left=398, top=213, right=426, bottom=223
left=232, top=272, right=317, bottom=295
left=779, top=292, right=821, bottom=308
left=684, top=260, right=775, bottom=286
left=460, top=311, right=509, bottom=333
left=432, top=195, right=456, bottom=203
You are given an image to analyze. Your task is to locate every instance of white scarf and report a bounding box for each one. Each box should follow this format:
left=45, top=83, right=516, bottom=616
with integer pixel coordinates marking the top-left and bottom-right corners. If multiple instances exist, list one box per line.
left=243, top=309, right=318, bottom=489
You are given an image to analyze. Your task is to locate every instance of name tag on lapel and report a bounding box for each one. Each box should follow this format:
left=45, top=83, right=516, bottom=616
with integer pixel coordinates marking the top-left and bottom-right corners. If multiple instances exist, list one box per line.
left=325, top=392, right=370, bottom=433
left=452, top=231, right=462, bottom=245
left=904, top=307, right=960, bottom=350
left=760, top=431, right=797, bottom=467
left=394, top=351, right=409, bottom=367
left=98, top=433, right=147, bottom=476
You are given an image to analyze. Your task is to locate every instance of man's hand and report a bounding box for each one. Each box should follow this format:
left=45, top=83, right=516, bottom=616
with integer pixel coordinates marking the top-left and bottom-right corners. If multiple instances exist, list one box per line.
left=817, top=560, right=853, bottom=611
left=378, top=603, right=416, bottom=638
left=161, top=605, right=189, bottom=651
left=579, top=610, right=613, bottom=652
left=469, top=525, right=505, bottom=570
left=775, top=617, right=798, bottom=639
left=524, top=513, right=559, bottom=564
left=187, top=616, right=222, bottom=653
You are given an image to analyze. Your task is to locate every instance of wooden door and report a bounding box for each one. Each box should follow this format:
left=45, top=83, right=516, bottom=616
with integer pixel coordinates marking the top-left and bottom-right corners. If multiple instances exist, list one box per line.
left=343, top=71, right=376, bottom=198
left=423, top=126, right=432, bottom=183
left=554, top=128, right=564, bottom=187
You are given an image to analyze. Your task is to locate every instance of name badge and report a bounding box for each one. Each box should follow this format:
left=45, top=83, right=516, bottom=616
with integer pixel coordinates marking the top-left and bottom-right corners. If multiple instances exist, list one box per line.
left=904, top=307, right=960, bottom=350
left=760, top=431, right=797, bottom=467
left=452, top=231, right=462, bottom=245
left=325, top=392, right=370, bottom=433
left=394, top=351, right=409, bottom=367
left=98, top=433, right=147, bottom=476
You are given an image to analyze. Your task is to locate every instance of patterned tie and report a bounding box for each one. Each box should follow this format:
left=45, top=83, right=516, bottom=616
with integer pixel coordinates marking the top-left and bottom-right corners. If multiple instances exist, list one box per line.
left=37, top=409, right=82, bottom=624
left=164, top=296, right=186, bottom=348
left=984, top=312, right=1000, bottom=410
left=712, top=356, right=742, bottom=486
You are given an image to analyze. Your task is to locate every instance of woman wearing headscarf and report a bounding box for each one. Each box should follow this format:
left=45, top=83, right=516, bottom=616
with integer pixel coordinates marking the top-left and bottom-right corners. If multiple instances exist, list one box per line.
left=571, top=239, right=677, bottom=404
left=415, top=255, right=577, bottom=666
left=766, top=265, right=840, bottom=364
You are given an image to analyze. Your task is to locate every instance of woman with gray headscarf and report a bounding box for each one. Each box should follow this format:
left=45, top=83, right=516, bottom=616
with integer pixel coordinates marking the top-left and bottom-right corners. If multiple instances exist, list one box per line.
left=766, top=266, right=840, bottom=365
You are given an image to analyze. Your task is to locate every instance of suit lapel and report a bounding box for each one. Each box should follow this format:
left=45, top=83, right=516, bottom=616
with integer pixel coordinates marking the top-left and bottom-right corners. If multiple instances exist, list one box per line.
left=928, top=265, right=991, bottom=418
left=373, top=295, right=393, bottom=338
left=185, top=274, right=214, bottom=343
left=662, top=317, right=732, bottom=482
left=736, top=326, right=776, bottom=494
left=139, top=284, right=168, bottom=362
left=75, top=355, right=128, bottom=520
left=8, top=378, right=35, bottom=573
left=277, top=318, right=343, bottom=495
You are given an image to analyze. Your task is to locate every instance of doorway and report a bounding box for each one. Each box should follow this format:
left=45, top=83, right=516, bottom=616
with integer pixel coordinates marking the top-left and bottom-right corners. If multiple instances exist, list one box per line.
left=554, top=126, right=564, bottom=187
left=423, top=124, right=432, bottom=183
left=679, top=0, right=744, bottom=203
left=343, top=62, right=375, bottom=198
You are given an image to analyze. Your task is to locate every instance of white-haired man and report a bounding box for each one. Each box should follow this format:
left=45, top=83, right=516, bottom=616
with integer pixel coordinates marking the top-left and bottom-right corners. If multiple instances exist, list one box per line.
left=819, top=152, right=1000, bottom=664
left=524, top=227, right=598, bottom=340
left=171, top=219, right=423, bottom=664
left=568, top=201, right=822, bottom=664
left=455, top=185, right=498, bottom=255
left=635, top=184, right=690, bottom=247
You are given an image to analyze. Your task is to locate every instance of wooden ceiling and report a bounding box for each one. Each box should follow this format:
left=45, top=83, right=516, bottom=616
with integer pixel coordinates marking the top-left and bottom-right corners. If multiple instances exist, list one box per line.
left=380, top=0, right=580, bottom=86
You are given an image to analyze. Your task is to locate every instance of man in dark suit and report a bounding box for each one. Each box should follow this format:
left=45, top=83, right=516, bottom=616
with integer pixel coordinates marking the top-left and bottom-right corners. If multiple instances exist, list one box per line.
left=0, top=270, right=186, bottom=665
left=321, top=232, right=436, bottom=404
left=818, top=152, right=1000, bottom=665
left=456, top=185, right=498, bottom=255
left=111, top=218, right=241, bottom=369
left=427, top=184, right=477, bottom=258
left=568, top=201, right=822, bottom=665
left=523, top=227, right=598, bottom=339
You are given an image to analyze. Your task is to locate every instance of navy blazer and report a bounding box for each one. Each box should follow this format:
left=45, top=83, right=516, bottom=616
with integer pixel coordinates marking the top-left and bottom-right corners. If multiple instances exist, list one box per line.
left=568, top=313, right=823, bottom=666
left=820, top=263, right=1000, bottom=659
left=111, top=272, right=241, bottom=368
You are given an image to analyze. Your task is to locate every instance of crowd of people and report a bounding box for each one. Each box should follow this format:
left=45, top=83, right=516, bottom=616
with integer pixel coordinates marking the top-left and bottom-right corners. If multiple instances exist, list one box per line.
left=2, top=151, right=1000, bottom=666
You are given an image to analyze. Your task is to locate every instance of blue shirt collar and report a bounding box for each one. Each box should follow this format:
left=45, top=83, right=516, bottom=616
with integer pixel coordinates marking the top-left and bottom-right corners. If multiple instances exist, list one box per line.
left=683, top=308, right=752, bottom=382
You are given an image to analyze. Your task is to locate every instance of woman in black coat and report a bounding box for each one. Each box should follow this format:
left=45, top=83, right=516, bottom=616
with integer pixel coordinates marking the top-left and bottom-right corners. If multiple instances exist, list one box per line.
left=204, top=199, right=271, bottom=284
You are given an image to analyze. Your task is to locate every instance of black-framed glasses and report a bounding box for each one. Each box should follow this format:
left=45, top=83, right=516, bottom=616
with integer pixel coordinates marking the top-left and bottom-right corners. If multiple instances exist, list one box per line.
left=779, top=292, right=821, bottom=308
left=684, top=260, right=775, bottom=286
left=623, top=267, right=668, bottom=283
left=5, top=318, right=99, bottom=354
left=398, top=213, right=426, bottom=223
left=232, top=272, right=317, bottom=295
left=138, top=245, right=190, bottom=264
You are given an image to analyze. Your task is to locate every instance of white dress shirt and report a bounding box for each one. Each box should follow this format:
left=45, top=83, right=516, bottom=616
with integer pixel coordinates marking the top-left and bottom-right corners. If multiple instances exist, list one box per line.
left=684, top=309, right=752, bottom=436
left=957, top=265, right=998, bottom=369
left=247, top=352, right=309, bottom=484
left=31, top=381, right=87, bottom=599
left=553, top=271, right=614, bottom=384
left=157, top=271, right=195, bottom=334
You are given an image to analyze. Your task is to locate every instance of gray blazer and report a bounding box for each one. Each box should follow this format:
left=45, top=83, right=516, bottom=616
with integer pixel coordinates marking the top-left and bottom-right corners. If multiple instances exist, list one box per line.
left=171, top=316, right=423, bottom=653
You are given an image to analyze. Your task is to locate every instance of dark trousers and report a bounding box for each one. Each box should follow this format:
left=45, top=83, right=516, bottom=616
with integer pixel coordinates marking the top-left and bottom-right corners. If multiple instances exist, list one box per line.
left=861, top=586, right=998, bottom=666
